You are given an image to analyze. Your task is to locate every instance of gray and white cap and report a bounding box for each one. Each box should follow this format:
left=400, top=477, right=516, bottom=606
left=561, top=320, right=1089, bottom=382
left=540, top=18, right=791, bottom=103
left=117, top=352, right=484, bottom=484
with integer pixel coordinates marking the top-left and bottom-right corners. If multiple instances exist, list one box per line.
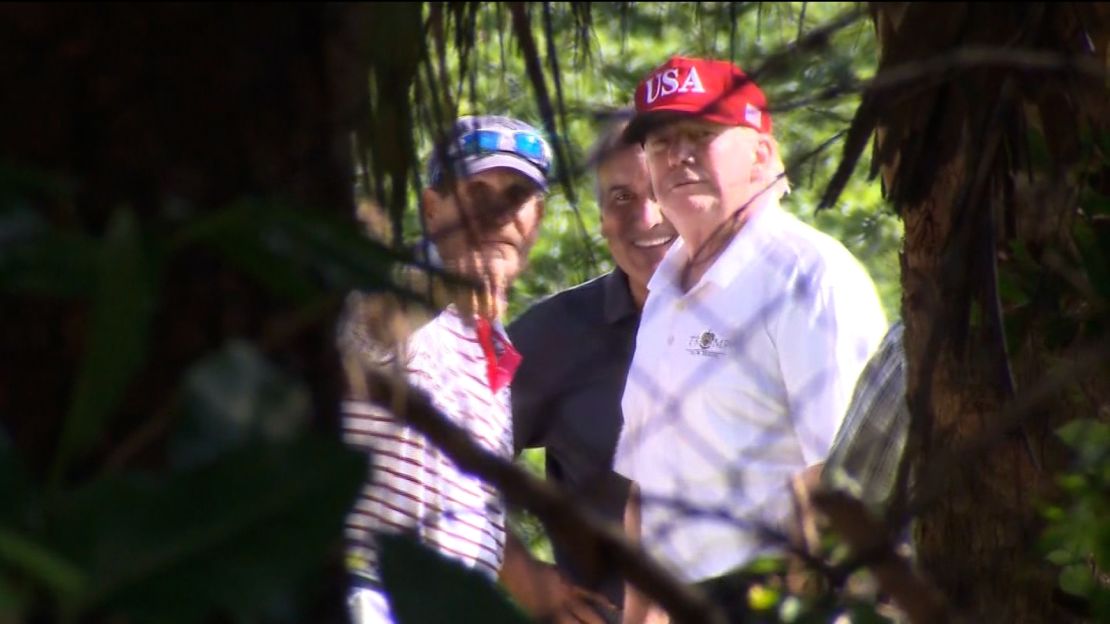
left=426, top=115, right=553, bottom=192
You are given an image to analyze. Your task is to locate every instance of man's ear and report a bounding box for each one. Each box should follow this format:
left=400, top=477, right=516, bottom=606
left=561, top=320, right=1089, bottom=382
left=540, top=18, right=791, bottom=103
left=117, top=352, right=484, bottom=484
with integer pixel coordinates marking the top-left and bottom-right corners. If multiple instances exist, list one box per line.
left=421, top=187, right=445, bottom=237
left=750, top=134, right=774, bottom=182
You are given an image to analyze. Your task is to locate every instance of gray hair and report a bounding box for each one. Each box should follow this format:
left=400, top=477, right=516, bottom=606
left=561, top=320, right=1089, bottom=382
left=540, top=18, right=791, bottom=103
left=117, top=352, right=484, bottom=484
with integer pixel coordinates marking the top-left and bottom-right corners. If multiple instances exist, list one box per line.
left=587, top=115, right=637, bottom=205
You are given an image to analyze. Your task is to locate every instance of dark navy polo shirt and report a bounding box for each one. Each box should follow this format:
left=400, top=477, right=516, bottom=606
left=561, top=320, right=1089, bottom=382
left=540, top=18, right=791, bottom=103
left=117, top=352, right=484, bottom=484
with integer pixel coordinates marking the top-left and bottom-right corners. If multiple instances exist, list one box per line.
left=507, top=269, right=639, bottom=607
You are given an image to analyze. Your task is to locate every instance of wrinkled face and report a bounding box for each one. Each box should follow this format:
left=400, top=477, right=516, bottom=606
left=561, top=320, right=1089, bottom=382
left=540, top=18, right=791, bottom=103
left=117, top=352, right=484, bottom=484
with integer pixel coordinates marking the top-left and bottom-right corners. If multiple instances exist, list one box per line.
left=598, top=146, right=676, bottom=291
left=422, top=167, right=545, bottom=290
left=643, top=118, right=770, bottom=236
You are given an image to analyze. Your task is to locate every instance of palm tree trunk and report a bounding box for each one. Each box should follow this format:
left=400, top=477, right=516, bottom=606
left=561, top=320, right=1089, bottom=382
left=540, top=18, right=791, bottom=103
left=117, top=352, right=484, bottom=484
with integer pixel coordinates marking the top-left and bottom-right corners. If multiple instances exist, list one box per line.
left=871, top=3, right=1110, bottom=621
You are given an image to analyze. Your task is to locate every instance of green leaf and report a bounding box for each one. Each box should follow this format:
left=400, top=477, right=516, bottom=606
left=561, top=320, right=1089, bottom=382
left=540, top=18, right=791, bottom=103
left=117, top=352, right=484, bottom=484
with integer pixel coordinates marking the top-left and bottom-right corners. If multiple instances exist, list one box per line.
left=749, top=583, right=781, bottom=611
left=51, top=208, right=158, bottom=483
left=0, top=434, right=31, bottom=526
left=1095, top=523, right=1110, bottom=573
left=1026, top=128, right=1051, bottom=171
left=1080, top=188, right=1110, bottom=217
left=0, top=526, right=85, bottom=599
left=1059, top=563, right=1094, bottom=597
left=174, top=203, right=317, bottom=301
left=1074, top=217, right=1110, bottom=301
left=1057, top=419, right=1108, bottom=449
left=1056, top=419, right=1110, bottom=469
left=996, top=270, right=1030, bottom=308
left=0, top=162, right=75, bottom=202
left=1046, top=548, right=1078, bottom=566
left=0, top=206, right=98, bottom=297
left=848, top=603, right=894, bottom=624
left=379, top=533, right=530, bottom=624
left=741, top=554, right=787, bottom=575
left=169, top=341, right=311, bottom=470
left=0, top=576, right=24, bottom=615
left=1091, top=587, right=1110, bottom=622
left=174, top=200, right=414, bottom=303
left=48, top=436, right=365, bottom=622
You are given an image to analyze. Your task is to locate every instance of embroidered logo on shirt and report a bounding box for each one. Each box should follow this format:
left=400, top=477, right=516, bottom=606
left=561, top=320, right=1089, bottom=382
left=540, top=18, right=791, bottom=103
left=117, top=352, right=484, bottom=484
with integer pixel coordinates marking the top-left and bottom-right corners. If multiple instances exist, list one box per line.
left=687, top=329, right=731, bottom=358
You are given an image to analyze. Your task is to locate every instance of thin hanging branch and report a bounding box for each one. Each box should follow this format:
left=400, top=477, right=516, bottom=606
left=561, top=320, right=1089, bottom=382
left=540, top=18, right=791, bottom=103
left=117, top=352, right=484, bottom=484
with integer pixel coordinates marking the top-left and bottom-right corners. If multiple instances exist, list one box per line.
left=507, top=1, right=598, bottom=272
left=569, top=2, right=593, bottom=66
left=541, top=2, right=572, bottom=161
left=496, top=2, right=507, bottom=89
left=729, top=1, right=738, bottom=62
left=431, top=3, right=455, bottom=117
left=467, top=5, right=479, bottom=112
left=797, top=1, right=808, bottom=44
left=817, top=43, right=1109, bottom=210
left=748, top=6, right=867, bottom=83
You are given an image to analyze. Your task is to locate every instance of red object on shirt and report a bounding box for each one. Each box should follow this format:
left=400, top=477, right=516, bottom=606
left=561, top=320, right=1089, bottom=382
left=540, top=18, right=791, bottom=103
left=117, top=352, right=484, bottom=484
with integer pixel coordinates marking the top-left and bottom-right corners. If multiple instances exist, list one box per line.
left=475, top=318, right=521, bottom=392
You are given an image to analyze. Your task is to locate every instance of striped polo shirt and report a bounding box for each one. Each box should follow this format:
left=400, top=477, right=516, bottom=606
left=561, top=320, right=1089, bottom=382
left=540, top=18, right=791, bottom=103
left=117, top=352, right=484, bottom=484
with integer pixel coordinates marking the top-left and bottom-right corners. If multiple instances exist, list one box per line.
left=340, top=301, right=520, bottom=584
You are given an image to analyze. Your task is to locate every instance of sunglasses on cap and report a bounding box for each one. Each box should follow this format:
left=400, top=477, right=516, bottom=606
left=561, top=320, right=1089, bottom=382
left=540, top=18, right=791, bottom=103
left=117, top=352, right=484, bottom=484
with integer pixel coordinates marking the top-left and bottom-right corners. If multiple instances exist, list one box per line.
left=457, top=129, right=552, bottom=173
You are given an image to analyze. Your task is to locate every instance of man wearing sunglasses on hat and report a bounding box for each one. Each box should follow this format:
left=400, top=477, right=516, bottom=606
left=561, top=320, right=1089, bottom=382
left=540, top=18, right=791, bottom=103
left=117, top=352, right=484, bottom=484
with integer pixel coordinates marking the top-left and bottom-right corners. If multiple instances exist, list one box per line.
left=338, top=115, right=551, bottom=624
left=611, top=57, right=887, bottom=623
left=499, top=118, right=678, bottom=624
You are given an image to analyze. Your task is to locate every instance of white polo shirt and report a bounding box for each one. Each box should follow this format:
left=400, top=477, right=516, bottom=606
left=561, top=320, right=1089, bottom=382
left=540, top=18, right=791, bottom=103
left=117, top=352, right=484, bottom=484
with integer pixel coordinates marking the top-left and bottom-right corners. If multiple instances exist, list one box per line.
left=614, top=199, right=886, bottom=583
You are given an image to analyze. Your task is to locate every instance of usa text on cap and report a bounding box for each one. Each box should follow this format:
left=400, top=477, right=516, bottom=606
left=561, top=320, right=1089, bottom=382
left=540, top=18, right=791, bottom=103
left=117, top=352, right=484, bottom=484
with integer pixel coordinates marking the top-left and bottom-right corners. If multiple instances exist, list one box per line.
left=625, top=56, right=771, bottom=142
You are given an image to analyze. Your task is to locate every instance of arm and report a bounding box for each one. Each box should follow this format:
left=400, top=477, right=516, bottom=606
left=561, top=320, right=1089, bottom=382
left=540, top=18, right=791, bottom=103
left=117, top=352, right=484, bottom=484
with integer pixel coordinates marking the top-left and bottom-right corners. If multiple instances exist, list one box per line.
left=500, top=532, right=559, bottom=616
left=621, top=482, right=651, bottom=624
left=501, top=531, right=614, bottom=623
left=775, top=260, right=884, bottom=592
left=785, top=463, right=825, bottom=596
left=775, top=262, right=886, bottom=468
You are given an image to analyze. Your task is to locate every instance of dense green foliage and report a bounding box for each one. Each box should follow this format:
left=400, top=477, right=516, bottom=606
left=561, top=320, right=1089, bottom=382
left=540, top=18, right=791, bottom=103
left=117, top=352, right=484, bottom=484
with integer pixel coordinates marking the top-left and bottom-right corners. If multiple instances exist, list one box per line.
left=4, top=3, right=1106, bottom=623
left=413, top=3, right=902, bottom=323
left=417, top=1, right=902, bottom=566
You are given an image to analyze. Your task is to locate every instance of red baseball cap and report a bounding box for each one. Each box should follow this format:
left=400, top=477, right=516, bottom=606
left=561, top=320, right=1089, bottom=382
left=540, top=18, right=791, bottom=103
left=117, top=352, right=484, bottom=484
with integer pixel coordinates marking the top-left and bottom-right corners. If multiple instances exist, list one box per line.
left=624, top=56, right=772, bottom=142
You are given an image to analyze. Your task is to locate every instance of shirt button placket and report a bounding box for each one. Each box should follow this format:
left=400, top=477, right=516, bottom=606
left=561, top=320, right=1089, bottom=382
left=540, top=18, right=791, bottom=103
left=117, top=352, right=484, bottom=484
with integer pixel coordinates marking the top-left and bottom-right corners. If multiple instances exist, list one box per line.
left=669, top=298, right=682, bottom=352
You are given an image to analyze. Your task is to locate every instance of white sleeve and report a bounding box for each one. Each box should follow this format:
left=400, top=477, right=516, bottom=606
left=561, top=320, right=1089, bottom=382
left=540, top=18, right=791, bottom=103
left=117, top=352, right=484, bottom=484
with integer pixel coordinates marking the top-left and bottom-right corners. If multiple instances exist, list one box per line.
left=612, top=381, right=640, bottom=482
left=774, top=259, right=886, bottom=466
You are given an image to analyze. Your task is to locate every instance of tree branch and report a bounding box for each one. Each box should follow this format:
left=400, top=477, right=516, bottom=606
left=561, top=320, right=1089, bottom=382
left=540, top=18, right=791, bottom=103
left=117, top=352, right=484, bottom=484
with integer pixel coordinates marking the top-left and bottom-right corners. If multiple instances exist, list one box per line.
left=346, top=360, right=726, bottom=624
left=812, top=490, right=951, bottom=624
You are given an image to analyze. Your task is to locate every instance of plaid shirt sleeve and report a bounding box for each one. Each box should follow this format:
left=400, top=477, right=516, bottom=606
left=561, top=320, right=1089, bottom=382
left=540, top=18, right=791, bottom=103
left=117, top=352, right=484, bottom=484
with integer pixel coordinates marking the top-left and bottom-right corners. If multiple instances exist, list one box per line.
left=821, top=321, right=910, bottom=513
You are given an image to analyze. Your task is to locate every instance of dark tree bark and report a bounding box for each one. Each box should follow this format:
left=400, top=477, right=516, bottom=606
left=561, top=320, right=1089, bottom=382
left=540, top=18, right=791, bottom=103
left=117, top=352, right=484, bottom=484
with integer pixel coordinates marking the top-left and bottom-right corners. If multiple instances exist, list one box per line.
left=0, top=7, right=387, bottom=620
left=0, top=3, right=375, bottom=476
left=871, top=3, right=1110, bottom=621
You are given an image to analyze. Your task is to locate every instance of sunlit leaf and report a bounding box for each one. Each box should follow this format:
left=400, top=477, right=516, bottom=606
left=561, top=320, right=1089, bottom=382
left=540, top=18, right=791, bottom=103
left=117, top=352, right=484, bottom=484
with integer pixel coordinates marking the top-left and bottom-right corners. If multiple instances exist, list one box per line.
left=748, top=583, right=780, bottom=611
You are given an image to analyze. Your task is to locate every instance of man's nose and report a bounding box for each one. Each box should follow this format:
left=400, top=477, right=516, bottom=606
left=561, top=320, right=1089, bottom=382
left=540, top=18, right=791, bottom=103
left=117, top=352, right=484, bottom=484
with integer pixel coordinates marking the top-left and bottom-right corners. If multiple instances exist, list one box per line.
left=667, top=133, right=696, bottom=166
left=634, top=197, right=664, bottom=229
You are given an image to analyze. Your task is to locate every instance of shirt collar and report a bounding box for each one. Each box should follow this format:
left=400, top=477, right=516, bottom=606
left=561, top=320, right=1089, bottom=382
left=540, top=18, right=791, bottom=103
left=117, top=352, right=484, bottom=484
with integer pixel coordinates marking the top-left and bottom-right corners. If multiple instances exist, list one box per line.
left=647, top=236, right=686, bottom=298
left=442, top=304, right=510, bottom=338
left=603, top=268, right=638, bottom=324
left=700, top=196, right=781, bottom=289
left=648, top=195, right=782, bottom=296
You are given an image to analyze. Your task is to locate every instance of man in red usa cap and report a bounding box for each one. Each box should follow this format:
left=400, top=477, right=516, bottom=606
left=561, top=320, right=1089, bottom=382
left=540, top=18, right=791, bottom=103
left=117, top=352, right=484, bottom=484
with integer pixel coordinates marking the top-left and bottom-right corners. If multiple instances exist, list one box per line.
left=612, top=57, right=888, bottom=622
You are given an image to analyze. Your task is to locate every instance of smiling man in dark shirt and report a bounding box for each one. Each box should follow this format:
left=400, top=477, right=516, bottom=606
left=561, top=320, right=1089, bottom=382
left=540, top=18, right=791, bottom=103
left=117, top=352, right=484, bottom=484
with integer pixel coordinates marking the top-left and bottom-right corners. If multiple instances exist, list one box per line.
left=499, top=119, right=677, bottom=623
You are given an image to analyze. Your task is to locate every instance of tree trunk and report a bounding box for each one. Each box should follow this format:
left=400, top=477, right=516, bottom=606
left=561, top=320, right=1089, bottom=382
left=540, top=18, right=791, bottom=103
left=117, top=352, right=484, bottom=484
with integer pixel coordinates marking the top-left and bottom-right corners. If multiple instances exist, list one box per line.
left=871, top=3, right=1110, bottom=621
left=0, top=3, right=375, bottom=475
